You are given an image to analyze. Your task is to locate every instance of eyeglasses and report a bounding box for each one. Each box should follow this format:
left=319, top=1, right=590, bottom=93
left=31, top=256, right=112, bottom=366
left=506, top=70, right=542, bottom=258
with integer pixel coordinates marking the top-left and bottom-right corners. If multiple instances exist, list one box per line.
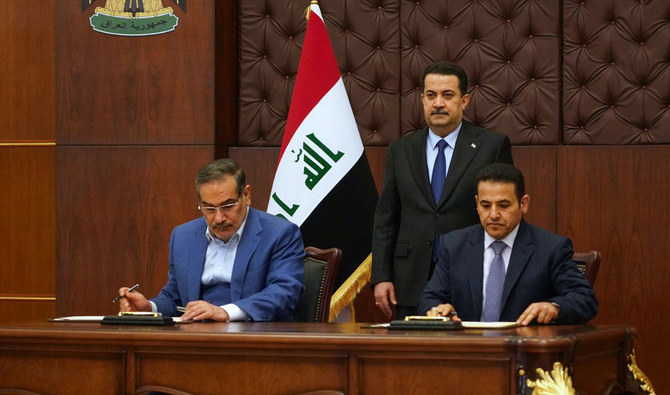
left=198, top=197, right=240, bottom=215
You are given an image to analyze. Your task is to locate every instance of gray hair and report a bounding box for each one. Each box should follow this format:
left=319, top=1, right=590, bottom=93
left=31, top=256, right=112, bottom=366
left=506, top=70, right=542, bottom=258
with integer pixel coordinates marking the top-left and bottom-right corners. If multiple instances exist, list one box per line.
left=195, top=158, right=246, bottom=198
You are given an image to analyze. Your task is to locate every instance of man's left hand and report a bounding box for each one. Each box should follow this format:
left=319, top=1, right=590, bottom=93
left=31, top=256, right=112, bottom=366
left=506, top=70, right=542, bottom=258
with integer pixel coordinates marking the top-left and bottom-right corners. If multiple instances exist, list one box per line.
left=180, top=300, right=230, bottom=322
left=516, top=302, right=559, bottom=326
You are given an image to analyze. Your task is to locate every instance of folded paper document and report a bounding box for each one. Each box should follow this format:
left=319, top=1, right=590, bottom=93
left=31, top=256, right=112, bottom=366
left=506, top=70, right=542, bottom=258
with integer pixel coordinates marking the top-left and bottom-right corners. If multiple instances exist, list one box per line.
left=49, top=316, right=105, bottom=323
left=461, top=321, right=518, bottom=329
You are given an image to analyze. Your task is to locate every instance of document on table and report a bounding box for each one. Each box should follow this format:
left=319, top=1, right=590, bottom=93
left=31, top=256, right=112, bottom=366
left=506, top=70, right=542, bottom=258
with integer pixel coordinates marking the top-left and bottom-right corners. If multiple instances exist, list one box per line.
left=49, top=316, right=105, bottom=323
left=461, top=321, right=518, bottom=329
left=367, top=321, right=518, bottom=329
left=50, top=315, right=192, bottom=324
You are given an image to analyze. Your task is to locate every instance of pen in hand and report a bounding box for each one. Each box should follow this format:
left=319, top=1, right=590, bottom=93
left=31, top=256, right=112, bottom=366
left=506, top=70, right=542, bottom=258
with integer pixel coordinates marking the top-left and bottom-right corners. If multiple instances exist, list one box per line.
left=113, top=283, right=139, bottom=302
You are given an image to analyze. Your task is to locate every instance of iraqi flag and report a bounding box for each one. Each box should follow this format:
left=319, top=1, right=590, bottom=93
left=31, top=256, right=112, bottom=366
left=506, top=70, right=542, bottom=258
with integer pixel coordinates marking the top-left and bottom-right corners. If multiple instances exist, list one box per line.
left=267, top=3, right=378, bottom=288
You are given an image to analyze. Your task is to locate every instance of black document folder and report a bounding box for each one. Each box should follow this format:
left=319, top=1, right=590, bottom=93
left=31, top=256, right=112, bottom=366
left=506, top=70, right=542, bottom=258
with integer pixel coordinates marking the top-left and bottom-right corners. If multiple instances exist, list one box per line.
left=101, top=313, right=175, bottom=326
left=388, top=316, right=463, bottom=330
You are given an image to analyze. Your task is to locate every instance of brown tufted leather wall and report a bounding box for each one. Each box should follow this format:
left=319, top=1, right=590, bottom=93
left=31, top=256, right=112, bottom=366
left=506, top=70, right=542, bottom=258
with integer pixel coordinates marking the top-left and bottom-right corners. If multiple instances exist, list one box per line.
left=239, top=0, right=670, bottom=146
left=239, top=0, right=564, bottom=146
left=563, top=0, right=670, bottom=144
left=239, top=0, right=401, bottom=147
left=400, top=0, right=562, bottom=144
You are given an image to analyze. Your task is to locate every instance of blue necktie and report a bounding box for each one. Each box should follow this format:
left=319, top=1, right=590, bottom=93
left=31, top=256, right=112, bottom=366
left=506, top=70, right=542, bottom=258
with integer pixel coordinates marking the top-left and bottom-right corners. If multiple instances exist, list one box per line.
left=431, top=139, right=448, bottom=204
left=482, top=241, right=507, bottom=322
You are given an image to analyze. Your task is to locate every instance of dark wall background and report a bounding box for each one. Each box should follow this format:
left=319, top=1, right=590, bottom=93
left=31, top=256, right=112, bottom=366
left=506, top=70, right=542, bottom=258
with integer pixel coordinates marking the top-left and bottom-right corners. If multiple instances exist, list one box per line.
left=1, top=0, right=667, bottom=392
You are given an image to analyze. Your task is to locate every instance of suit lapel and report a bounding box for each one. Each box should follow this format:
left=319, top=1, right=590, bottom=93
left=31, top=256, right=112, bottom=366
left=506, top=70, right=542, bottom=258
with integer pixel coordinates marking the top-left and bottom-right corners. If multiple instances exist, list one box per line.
left=467, top=228, right=486, bottom=319
left=405, top=128, right=435, bottom=208
left=439, top=122, right=483, bottom=206
left=187, top=218, right=209, bottom=302
left=230, top=208, right=262, bottom=300
left=501, top=221, right=533, bottom=310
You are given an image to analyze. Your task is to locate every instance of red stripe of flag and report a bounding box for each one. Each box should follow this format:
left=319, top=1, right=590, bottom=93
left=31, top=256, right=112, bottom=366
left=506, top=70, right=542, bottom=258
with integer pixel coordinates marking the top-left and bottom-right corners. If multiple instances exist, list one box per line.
left=279, top=8, right=341, bottom=161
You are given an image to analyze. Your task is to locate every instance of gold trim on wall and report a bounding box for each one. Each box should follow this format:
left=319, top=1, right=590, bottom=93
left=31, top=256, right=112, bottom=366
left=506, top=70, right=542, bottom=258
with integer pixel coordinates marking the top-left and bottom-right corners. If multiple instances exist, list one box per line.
left=0, top=295, right=56, bottom=301
left=0, top=141, right=56, bottom=147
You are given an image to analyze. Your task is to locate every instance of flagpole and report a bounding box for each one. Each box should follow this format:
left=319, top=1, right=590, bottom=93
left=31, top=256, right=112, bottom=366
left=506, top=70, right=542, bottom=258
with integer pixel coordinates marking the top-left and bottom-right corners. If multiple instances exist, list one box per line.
left=305, top=0, right=318, bottom=21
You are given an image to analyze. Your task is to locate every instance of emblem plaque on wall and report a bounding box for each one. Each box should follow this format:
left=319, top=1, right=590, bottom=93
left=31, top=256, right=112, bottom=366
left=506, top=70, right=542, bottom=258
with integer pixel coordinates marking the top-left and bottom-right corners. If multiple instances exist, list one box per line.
left=82, top=0, right=185, bottom=36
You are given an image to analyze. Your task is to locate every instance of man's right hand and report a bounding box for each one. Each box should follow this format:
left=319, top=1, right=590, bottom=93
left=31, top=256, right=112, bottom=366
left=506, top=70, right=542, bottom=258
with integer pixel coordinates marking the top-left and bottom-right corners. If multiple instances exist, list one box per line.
left=118, top=287, right=152, bottom=312
left=426, top=303, right=461, bottom=322
left=373, top=281, right=397, bottom=319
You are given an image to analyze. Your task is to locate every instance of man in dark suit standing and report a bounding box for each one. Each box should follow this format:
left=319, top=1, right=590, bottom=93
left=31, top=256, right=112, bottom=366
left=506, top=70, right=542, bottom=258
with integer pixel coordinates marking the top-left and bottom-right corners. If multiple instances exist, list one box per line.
left=418, top=163, right=598, bottom=325
left=372, top=62, right=514, bottom=319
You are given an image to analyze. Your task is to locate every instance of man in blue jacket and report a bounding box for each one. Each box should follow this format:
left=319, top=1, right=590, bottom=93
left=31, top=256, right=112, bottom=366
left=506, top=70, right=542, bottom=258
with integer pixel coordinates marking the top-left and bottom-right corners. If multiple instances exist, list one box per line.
left=119, top=159, right=305, bottom=322
left=418, top=163, right=597, bottom=325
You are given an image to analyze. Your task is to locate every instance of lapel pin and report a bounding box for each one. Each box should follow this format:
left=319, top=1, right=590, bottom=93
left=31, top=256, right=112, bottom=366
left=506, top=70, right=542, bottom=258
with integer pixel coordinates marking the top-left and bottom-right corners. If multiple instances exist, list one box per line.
left=471, top=143, right=477, bottom=149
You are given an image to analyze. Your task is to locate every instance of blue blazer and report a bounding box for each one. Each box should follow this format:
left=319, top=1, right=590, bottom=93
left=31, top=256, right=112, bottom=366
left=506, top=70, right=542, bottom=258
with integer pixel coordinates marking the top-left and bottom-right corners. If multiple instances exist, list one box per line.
left=151, top=207, right=305, bottom=321
left=418, top=220, right=598, bottom=324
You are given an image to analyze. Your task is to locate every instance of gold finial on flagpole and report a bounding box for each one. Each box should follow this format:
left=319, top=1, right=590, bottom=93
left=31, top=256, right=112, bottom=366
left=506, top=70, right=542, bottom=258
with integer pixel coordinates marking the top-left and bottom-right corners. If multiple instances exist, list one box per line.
left=305, top=1, right=318, bottom=21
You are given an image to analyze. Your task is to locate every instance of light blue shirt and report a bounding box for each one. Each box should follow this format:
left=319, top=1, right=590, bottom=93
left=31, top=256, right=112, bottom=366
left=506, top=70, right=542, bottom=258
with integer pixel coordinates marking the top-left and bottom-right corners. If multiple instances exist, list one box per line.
left=201, top=216, right=246, bottom=285
left=481, top=223, right=520, bottom=319
left=201, top=207, right=249, bottom=321
left=426, top=123, right=461, bottom=182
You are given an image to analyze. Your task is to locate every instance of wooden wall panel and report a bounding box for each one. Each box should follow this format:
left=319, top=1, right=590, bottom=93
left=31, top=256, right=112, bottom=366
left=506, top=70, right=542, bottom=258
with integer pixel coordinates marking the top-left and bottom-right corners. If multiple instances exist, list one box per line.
left=0, top=0, right=55, bottom=140
left=0, top=1, right=56, bottom=322
left=558, top=146, right=670, bottom=392
left=512, top=146, right=557, bottom=232
left=230, top=148, right=281, bottom=212
left=56, top=146, right=213, bottom=316
left=0, top=147, right=55, bottom=293
left=0, top=147, right=55, bottom=322
left=0, top=300, right=55, bottom=324
left=365, top=147, right=391, bottom=194
left=56, top=2, right=214, bottom=145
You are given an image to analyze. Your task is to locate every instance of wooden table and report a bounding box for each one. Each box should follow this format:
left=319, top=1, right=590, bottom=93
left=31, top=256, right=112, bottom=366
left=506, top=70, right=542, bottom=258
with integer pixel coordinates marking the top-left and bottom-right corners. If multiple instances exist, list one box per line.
left=0, top=321, right=644, bottom=394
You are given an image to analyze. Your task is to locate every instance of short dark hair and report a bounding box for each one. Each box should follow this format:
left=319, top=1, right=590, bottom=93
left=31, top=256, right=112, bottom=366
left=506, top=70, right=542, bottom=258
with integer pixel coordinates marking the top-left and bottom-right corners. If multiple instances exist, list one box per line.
left=476, top=163, right=525, bottom=202
left=195, top=158, right=246, bottom=199
left=420, top=61, right=468, bottom=96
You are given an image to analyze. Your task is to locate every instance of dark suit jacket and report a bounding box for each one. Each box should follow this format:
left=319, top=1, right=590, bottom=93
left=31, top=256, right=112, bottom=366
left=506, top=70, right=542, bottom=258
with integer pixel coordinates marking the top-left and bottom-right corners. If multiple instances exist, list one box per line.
left=417, top=221, right=599, bottom=324
left=371, top=122, right=513, bottom=306
left=151, top=207, right=305, bottom=321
